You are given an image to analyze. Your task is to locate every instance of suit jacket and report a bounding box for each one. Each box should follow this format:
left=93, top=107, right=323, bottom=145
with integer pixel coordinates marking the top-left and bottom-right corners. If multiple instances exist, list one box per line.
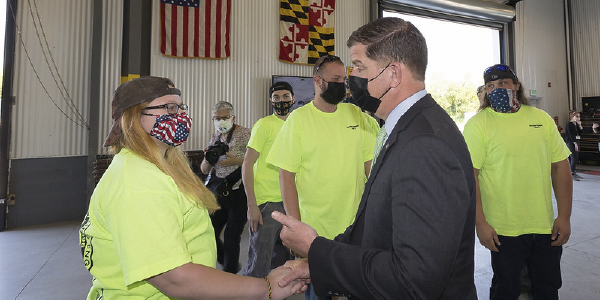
left=308, top=95, right=477, bottom=299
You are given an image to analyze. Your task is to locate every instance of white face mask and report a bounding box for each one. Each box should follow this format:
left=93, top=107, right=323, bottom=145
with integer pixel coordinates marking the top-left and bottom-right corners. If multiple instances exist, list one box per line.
left=214, top=118, right=233, bottom=134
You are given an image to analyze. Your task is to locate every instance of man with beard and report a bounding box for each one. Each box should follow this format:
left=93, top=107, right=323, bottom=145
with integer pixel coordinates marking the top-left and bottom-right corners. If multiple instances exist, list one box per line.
left=267, top=55, right=379, bottom=300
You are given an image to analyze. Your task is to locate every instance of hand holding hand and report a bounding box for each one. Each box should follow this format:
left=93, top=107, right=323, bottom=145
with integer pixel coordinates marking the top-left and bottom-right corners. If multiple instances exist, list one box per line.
left=279, top=259, right=311, bottom=288
left=476, top=221, right=500, bottom=252
left=267, top=265, right=308, bottom=300
left=272, top=211, right=318, bottom=258
left=247, top=205, right=263, bottom=232
left=551, top=216, right=571, bottom=246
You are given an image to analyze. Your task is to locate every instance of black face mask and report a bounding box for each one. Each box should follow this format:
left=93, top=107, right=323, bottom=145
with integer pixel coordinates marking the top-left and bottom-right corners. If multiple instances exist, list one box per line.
left=320, top=80, right=347, bottom=105
left=348, top=76, right=382, bottom=113
left=272, top=101, right=293, bottom=116
left=348, top=63, right=391, bottom=114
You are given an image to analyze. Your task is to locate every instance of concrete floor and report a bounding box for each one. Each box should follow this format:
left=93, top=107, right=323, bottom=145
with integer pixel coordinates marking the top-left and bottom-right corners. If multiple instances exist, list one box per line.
left=1, top=164, right=599, bottom=300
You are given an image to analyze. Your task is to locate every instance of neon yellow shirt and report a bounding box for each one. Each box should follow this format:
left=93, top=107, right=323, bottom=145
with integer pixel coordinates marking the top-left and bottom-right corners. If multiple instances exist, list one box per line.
left=248, top=114, right=285, bottom=206
left=463, top=106, right=570, bottom=236
left=267, top=102, right=379, bottom=239
left=79, top=149, right=216, bottom=299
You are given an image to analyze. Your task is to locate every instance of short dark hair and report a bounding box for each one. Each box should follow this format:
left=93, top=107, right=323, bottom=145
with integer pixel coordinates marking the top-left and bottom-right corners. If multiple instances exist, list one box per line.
left=347, top=17, right=428, bottom=81
left=312, top=55, right=344, bottom=77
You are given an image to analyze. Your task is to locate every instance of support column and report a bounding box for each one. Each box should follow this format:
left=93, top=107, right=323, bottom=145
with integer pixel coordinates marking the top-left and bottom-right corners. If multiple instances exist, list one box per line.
left=121, top=0, right=152, bottom=83
left=0, top=0, right=18, bottom=231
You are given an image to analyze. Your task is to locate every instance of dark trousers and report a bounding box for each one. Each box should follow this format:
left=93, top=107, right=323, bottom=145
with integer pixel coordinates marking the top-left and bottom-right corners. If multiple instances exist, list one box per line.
left=210, top=187, right=248, bottom=273
left=566, top=142, right=579, bottom=173
left=242, top=202, right=292, bottom=278
left=490, top=234, right=562, bottom=300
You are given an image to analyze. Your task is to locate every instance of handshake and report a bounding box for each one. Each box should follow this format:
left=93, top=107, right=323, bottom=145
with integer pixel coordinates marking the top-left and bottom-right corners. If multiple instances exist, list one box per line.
left=264, top=211, right=320, bottom=299
left=265, top=259, right=311, bottom=299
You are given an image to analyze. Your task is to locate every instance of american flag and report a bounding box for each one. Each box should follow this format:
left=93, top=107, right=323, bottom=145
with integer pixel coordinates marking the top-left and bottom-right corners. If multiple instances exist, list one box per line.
left=160, top=0, right=231, bottom=59
left=150, top=113, right=192, bottom=147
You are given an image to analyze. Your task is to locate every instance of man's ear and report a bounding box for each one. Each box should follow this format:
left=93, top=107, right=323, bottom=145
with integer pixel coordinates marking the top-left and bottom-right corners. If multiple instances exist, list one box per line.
left=313, top=75, right=320, bottom=85
left=389, top=62, right=403, bottom=88
left=313, top=76, right=325, bottom=92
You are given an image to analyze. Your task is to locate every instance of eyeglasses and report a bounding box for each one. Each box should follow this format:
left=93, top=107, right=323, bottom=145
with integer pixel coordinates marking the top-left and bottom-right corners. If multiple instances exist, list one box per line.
left=485, top=64, right=509, bottom=74
left=484, top=64, right=518, bottom=78
left=212, top=115, right=232, bottom=121
left=143, top=103, right=188, bottom=115
left=314, top=55, right=342, bottom=76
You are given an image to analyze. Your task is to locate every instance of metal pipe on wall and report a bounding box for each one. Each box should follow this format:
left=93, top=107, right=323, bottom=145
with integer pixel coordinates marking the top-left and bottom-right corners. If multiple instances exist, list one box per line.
left=380, top=0, right=515, bottom=27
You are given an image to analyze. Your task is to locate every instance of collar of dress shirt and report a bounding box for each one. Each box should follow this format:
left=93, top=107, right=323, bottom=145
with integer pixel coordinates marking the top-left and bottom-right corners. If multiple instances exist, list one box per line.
left=383, top=89, right=427, bottom=136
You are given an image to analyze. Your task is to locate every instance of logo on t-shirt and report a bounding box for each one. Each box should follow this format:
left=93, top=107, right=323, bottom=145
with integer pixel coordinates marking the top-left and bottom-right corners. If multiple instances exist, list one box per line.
left=347, top=125, right=359, bottom=130
left=529, top=124, right=543, bottom=128
left=80, top=212, right=94, bottom=271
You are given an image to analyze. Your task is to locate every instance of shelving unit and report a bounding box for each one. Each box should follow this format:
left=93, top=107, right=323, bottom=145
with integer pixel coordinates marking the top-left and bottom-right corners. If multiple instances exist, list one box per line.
left=580, top=97, right=600, bottom=164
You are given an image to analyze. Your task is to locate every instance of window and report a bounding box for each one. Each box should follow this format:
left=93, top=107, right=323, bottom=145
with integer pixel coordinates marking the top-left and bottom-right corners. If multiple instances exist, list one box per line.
left=383, top=11, right=501, bottom=130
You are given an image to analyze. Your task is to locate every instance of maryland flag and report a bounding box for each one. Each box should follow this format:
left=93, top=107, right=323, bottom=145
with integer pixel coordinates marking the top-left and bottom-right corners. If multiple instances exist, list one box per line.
left=279, top=0, right=335, bottom=65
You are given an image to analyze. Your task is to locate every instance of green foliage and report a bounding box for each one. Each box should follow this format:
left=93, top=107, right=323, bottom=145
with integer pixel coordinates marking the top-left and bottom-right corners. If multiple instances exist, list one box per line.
left=429, top=74, right=480, bottom=123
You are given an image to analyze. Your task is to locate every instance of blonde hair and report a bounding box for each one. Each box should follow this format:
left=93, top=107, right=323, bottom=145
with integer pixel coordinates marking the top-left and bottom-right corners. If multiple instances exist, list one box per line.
left=569, top=110, right=579, bottom=119
left=109, top=103, right=219, bottom=212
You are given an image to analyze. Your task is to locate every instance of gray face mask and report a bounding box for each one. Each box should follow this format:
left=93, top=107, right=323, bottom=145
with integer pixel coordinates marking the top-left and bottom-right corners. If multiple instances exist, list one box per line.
left=320, top=79, right=347, bottom=105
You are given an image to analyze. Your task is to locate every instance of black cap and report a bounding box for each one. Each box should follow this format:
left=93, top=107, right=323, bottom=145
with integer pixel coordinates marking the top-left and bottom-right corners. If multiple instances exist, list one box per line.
left=484, top=64, right=518, bottom=83
left=269, top=81, right=294, bottom=96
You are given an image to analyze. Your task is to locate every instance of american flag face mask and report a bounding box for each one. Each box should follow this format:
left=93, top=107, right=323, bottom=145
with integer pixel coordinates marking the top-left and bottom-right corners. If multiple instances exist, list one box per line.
left=149, top=112, right=192, bottom=147
left=488, top=88, right=521, bottom=113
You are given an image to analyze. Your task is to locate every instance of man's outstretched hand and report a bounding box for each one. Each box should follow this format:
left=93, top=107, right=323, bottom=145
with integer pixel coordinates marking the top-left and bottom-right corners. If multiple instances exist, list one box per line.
left=272, top=211, right=318, bottom=258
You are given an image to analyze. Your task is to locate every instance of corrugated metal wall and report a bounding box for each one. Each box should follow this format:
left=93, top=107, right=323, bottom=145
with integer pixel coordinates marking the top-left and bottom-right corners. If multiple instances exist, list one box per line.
left=149, top=0, right=370, bottom=151
left=96, top=0, right=123, bottom=154
left=11, top=0, right=92, bottom=158
left=569, top=0, right=600, bottom=104
left=11, top=0, right=370, bottom=157
left=11, top=0, right=123, bottom=157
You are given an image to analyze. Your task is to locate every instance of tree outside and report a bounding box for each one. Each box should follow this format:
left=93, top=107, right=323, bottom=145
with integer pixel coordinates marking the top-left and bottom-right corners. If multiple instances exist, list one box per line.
left=428, top=72, right=480, bottom=131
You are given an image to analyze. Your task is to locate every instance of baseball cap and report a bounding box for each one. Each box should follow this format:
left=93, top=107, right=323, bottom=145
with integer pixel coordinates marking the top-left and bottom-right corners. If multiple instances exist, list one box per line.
left=269, top=81, right=294, bottom=96
left=483, top=64, right=518, bottom=83
left=103, top=76, right=181, bottom=147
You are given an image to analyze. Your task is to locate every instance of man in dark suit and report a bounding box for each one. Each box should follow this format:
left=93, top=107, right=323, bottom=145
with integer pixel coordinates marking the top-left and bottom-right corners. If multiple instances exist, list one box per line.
left=272, top=17, right=478, bottom=299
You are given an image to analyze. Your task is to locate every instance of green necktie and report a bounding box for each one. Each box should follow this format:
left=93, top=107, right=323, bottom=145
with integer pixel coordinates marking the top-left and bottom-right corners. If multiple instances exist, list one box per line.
left=371, top=126, right=388, bottom=172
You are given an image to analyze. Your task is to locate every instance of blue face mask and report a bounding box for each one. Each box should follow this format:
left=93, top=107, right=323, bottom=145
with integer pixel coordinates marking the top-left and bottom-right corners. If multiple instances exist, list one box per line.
left=488, top=88, right=521, bottom=113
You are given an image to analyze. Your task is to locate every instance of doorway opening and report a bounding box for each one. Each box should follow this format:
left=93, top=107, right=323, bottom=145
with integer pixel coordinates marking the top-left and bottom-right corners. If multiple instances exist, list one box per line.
left=383, top=11, right=501, bottom=130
